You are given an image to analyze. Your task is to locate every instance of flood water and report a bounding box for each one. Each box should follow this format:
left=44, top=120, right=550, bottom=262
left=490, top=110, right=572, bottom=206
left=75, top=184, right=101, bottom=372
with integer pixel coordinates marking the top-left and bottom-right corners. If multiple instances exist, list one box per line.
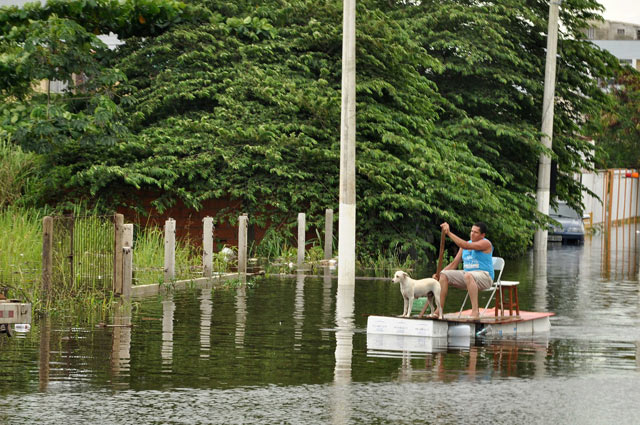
left=2, top=227, right=640, bottom=424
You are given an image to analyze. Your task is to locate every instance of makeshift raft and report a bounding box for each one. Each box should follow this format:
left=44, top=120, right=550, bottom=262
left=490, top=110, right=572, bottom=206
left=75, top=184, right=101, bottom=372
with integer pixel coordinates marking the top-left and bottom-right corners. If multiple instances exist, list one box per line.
left=367, top=310, right=554, bottom=339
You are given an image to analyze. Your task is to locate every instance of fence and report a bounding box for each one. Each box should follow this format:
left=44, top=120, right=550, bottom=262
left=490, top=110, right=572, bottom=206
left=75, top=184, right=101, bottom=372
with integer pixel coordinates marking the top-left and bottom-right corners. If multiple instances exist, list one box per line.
left=582, top=168, right=640, bottom=229
left=41, top=209, right=336, bottom=300
left=42, top=214, right=115, bottom=302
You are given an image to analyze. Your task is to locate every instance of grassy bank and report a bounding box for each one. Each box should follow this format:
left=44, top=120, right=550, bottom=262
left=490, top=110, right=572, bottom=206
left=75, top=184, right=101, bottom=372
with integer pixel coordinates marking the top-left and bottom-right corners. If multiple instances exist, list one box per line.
left=0, top=206, right=45, bottom=305
left=0, top=206, right=214, bottom=312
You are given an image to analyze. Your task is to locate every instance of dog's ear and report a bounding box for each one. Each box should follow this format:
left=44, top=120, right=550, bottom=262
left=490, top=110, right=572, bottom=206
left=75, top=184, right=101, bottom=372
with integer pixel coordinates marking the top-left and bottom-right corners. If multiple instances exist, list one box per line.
left=402, top=271, right=408, bottom=278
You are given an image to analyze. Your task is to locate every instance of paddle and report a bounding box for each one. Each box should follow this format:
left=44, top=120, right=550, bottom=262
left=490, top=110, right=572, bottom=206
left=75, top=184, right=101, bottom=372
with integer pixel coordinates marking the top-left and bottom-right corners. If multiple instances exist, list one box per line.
left=435, top=229, right=446, bottom=280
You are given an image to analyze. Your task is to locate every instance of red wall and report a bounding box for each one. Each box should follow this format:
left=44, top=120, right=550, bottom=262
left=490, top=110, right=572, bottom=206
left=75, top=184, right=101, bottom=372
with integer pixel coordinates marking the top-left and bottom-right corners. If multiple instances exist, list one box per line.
left=117, top=195, right=264, bottom=248
left=116, top=192, right=321, bottom=250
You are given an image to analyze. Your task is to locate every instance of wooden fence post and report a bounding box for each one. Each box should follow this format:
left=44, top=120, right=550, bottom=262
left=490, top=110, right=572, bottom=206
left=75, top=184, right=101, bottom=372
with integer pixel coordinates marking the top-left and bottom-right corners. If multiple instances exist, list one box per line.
left=324, top=209, right=333, bottom=260
left=122, top=224, right=134, bottom=297
left=238, top=215, right=248, bottom=275
left=113, top=214, right=124, bottom=295
left=297, top=213, right=306, bottom=267
left=164, top=218, right=176, bottom=283
left=41, top=216, right=53, bottom=305
left=203, top=217, right=214, bottom=278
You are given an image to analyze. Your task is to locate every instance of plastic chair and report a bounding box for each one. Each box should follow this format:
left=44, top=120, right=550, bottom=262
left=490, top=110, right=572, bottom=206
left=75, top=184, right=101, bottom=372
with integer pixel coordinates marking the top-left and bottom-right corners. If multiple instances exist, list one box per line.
left=458, top=257, right=517, bottom=317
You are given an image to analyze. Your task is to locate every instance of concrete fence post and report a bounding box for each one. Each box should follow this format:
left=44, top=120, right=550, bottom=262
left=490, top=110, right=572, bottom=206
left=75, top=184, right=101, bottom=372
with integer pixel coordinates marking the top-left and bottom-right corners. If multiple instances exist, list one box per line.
left=203, top=217, right=214, bottom=278
left=123, top=224, right=133, bottom=248
left=122, top=247, right=132, bottom=298
left=113, top=214, right=124, bottom=295
left=164, top=218, right=176, bottom=283
left=41, top=216, right=53, bottom=305
left=324, top=209, right=333, bottom=260
left=297, top=213, right=306, bottom=267
left=238, top=215, right=248, bottom=275
left=122, top=224, right=134, bottom=297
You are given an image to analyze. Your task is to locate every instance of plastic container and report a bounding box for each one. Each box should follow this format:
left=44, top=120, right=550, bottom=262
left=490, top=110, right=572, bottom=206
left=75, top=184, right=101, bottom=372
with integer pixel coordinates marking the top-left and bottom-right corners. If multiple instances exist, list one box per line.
left=14, top=324, right=31, bottom=333
left=447, top=324, right=470, bottom=337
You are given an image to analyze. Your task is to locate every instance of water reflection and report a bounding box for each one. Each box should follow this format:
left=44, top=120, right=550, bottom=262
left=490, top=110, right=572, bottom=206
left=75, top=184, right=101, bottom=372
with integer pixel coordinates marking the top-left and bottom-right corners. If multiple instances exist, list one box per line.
left=367, top=334, right=550, bottom=382
left=38, top=317, right=50, bottom=392
left=4, top=230, right=640, bottom=424
left=485, top=337, right=549, bottom=379
left=602, top=223, right=640, bottom=280
left=161, top=297, right=174, bottom=368
left=294, top=272, right=305, bottom=350
left=235, top=283, right=247, bottom=348
left=332, top=281, right=354, bottom=424
left=322, top=267, right=333, bottom=340
left=199, top=285, right=212, bottom=359
left=533, top=249, right=548, bottom=312
left=111, top=300, right=131, bottom=382
left=366, top=334, right=448, bottom=356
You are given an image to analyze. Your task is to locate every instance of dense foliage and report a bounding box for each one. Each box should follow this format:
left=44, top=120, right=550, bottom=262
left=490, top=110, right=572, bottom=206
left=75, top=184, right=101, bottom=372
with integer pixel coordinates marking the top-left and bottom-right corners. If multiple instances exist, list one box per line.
left=587, top=68, right=640, bottom=169
left=0, top=0, right=622, bottom=260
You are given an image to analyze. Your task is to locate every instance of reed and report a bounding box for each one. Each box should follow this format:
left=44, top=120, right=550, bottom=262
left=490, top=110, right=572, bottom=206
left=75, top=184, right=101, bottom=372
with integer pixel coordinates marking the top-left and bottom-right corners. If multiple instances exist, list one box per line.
left=0, top=205, right=45, bottom=305
left=131, top=225, right=229, bottom=285
left=255, top=226, right=295, bottom=261
left=255, top=226, right=297, bottom=274
left=357, top=249, right=416, bottom=278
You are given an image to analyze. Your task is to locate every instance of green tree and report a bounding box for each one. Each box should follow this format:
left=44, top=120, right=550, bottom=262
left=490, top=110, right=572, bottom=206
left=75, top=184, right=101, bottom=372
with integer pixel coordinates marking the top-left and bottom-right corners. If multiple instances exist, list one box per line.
left=588, top=68, right=640, bottom=169
left=0, top=0, right=199, bottom=199
left=1, top=0, right=622, bottom=261
left=63, top=0, right=511, bottom=258
left=391, top=0, right=618, bottom=236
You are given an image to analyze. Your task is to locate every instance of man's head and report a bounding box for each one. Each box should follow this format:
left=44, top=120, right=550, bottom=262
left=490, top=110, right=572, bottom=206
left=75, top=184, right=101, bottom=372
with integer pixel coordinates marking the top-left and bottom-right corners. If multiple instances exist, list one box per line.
left=470, top=222, right=488, bottom=242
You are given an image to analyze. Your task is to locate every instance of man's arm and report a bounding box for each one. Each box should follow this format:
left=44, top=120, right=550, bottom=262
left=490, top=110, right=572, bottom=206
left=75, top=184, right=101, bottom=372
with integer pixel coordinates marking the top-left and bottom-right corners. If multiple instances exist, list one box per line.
left=441, top=222, right=491, bottom=252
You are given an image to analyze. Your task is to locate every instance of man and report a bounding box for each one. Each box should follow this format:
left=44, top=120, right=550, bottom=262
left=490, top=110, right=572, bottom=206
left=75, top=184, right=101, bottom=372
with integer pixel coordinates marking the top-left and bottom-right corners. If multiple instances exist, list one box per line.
left=419, top=222, right=494, bottom=319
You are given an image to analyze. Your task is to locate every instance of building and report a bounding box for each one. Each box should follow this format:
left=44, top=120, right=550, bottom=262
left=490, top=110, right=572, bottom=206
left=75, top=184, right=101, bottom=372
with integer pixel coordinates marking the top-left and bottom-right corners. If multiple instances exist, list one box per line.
left=585, top=20, right=640, bottom=71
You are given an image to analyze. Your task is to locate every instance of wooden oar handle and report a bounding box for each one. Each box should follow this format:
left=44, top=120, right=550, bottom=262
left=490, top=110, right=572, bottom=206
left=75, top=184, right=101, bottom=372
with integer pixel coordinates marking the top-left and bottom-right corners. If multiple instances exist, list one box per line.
left=435, top=230, right=446, bottom=280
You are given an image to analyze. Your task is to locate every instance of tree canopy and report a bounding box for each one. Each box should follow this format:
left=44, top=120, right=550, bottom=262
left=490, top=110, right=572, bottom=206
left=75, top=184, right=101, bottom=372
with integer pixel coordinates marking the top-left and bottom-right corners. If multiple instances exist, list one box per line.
left=587, top=68, right=640, bottom=169
left=0, top=0, right=622, bottom=260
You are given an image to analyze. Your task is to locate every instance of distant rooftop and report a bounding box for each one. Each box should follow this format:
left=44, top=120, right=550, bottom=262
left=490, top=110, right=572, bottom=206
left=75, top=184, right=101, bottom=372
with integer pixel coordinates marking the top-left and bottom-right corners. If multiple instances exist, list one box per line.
left=585, top=19, right=640, bottom=41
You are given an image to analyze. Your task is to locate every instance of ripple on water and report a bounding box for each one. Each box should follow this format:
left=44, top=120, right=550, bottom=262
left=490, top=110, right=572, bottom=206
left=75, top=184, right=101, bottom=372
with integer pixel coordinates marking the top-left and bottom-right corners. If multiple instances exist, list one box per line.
left=2, top=377, right=640, bottom=424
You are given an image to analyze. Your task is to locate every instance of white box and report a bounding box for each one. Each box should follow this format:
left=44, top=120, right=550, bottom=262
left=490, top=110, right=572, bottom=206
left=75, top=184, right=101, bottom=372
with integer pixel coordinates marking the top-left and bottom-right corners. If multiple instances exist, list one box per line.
left=367, top=333, right=448, bottom=354
left=367, top=315, right=449, bottom=337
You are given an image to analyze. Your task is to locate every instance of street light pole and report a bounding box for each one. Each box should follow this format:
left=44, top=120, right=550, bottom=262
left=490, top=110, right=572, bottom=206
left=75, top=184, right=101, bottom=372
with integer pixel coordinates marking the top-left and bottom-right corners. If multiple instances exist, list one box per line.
left=338, top=0, right=357, bottom=287
left=534, top=0, right=562, bottom=250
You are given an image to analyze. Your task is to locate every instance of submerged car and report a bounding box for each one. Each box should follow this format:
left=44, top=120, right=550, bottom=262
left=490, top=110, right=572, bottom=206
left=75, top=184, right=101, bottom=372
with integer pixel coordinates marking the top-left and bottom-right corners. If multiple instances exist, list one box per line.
left=548, top=202, right=585, bottom=244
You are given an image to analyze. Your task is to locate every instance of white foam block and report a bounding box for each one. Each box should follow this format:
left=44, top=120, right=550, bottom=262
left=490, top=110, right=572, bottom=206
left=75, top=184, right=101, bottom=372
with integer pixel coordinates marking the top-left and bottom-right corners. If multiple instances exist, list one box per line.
left=367, top=316, right=449, bottom=337
left=367, top=333, right=448, bottom=353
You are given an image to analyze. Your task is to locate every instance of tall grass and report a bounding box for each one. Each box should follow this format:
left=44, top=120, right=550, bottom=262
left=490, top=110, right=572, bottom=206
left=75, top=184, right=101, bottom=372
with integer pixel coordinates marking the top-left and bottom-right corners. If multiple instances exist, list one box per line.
left=357, top=250, right=416, bottom=278
left=132, top=225, right=209, bottom=285
left=254, top=226, right=296, bottom=262
left=0, top=205, right=45, bottom=305
left=0, top=206, right=225, bottom=314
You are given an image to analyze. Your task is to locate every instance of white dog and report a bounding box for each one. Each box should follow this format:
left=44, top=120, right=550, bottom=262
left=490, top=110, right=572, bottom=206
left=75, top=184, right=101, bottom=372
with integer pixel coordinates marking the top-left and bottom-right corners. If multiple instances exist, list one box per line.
left=392, top=270, right=442, bottom=319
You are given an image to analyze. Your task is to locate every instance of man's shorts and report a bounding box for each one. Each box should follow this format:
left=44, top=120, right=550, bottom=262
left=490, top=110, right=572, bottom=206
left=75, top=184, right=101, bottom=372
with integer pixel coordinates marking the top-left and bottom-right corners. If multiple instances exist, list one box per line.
left=440, top=270, right=493, bottom=290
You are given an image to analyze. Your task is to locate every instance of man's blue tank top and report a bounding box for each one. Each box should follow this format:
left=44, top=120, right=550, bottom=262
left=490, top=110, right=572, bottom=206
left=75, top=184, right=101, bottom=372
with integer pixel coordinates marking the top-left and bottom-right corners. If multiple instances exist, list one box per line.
left=462, top=238, right=494, bottom=280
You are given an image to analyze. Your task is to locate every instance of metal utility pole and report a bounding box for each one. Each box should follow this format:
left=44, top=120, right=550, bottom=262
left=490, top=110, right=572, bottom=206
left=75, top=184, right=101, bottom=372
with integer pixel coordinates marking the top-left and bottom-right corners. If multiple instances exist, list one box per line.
left=338, top=0, right=356, bottom=287
left=534, top=0, right=562, bottom=250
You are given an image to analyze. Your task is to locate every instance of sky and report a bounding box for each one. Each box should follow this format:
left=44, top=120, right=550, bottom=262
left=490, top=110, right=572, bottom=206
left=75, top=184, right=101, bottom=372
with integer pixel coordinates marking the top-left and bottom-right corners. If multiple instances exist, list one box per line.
left=598, top=0, right=640, bottom=25
left=0, top=0, right=639, bottom=26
